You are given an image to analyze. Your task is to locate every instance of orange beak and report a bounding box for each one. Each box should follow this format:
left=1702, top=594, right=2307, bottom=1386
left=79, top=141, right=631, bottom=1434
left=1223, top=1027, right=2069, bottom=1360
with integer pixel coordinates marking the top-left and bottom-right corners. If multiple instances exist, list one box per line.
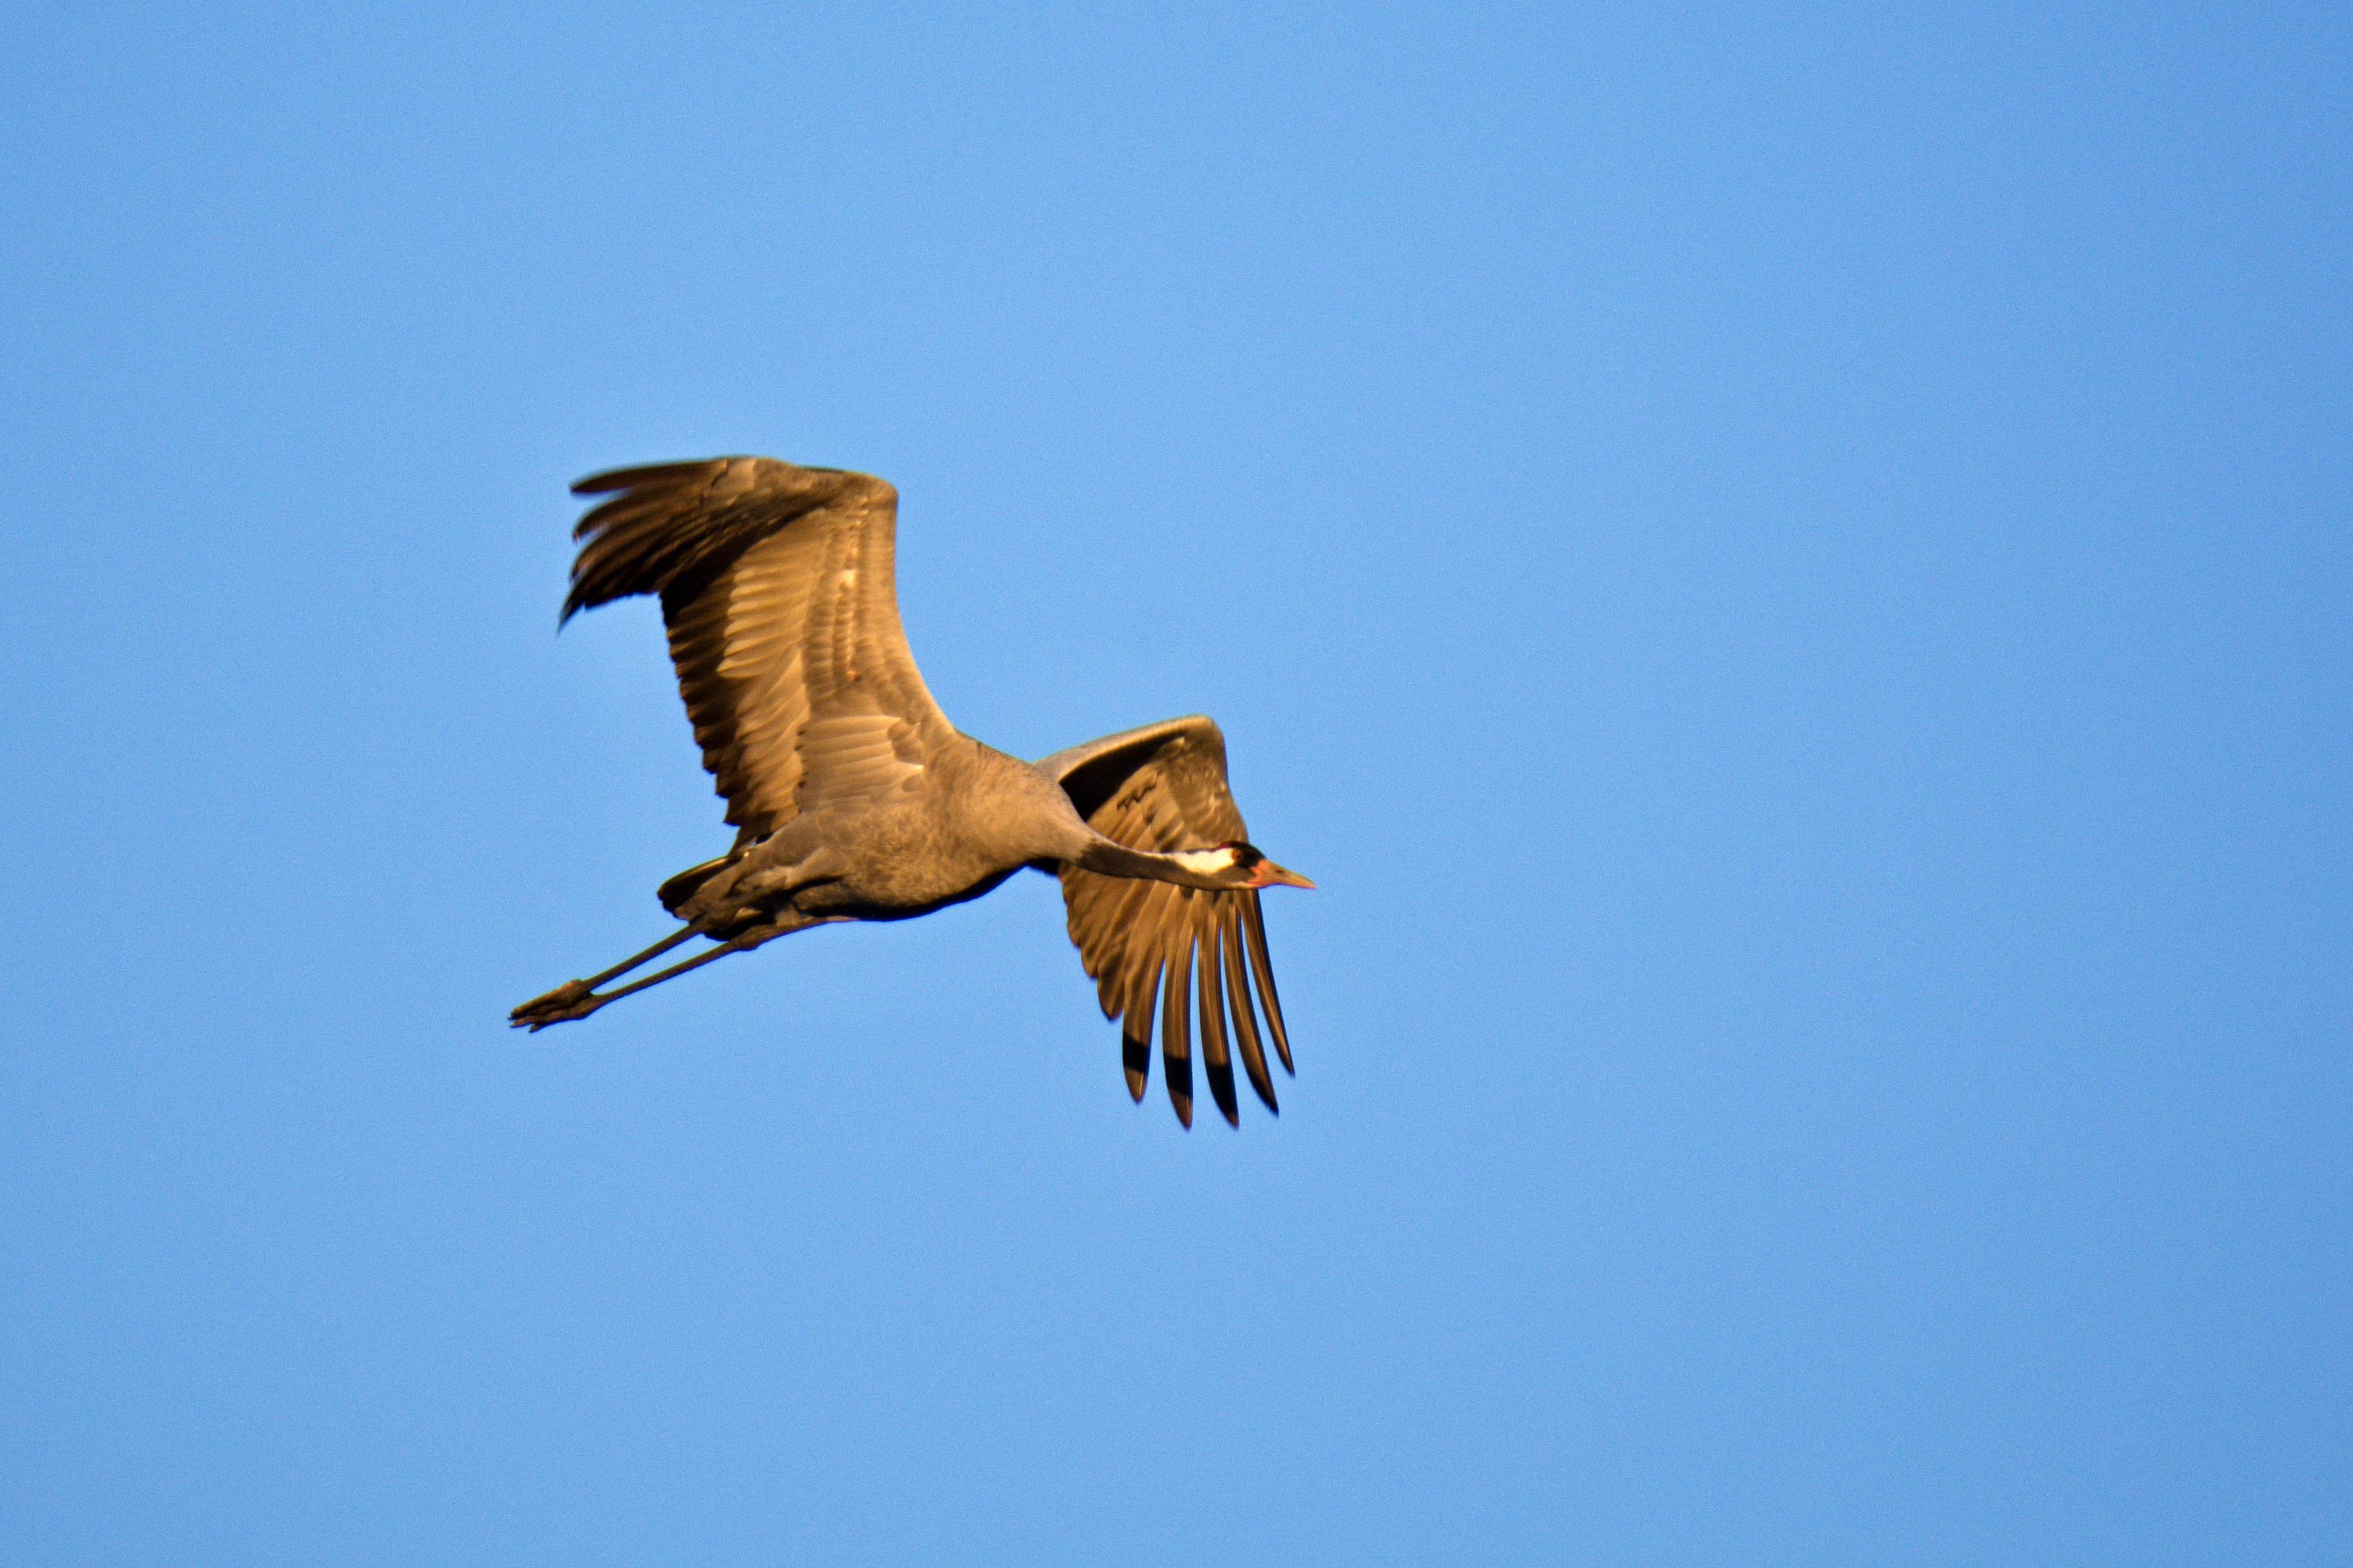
left=1250, top=860, right=1316, bottom=890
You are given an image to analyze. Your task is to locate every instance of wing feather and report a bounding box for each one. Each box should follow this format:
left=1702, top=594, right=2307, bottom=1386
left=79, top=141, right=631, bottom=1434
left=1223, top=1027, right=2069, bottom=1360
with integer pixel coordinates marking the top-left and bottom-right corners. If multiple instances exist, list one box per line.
left=559, top=457, right=954, bottom=840
left=1196, top=927, right=1238, bottom=1126
left=1241, top=896, right=1293, bottom=1075
left=1219, top=910, right=1278, bottom=1113
left=1162, top=929, right=1195, bottom=1129
left=1121, top=954, right=1161, bottom=1104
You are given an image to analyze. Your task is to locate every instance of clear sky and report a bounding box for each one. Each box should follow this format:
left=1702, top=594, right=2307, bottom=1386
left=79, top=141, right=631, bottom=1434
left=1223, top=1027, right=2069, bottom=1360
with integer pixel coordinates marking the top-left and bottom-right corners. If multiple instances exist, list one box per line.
left=2, top=4, right=2345, bottom=1563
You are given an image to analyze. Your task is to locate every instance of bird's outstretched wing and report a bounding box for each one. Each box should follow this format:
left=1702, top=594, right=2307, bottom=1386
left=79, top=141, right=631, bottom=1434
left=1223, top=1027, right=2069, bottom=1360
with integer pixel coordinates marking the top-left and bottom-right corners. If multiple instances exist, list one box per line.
left=1038, top=716, right=1294, bottom=1128
left=563, top=457, right=956, bottom=841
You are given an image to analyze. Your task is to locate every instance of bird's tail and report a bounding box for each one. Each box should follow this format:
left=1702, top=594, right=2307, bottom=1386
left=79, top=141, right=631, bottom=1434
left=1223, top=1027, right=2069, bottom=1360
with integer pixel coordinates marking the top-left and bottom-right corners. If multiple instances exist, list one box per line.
left=656, top=854, right=733, bottom=915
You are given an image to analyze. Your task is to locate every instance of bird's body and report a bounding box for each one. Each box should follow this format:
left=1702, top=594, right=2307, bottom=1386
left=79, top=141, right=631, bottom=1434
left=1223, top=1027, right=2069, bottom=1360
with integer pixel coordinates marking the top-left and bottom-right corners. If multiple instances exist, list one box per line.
left=673, top=737, right=1054, bottom=924
left=512, top=456, right=1311, bottom=1126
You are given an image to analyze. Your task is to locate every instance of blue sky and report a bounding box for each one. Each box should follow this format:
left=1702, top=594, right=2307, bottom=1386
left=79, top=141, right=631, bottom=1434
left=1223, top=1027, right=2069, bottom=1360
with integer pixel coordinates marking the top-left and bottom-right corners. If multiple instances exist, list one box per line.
left=2, top=4, right=2346, bottom=1563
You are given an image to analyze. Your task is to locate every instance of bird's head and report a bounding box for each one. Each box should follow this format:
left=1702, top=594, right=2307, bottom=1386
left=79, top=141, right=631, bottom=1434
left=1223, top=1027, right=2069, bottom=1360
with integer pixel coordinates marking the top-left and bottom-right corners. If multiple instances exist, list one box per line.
left=1169, top=841, right=1316, bottom=891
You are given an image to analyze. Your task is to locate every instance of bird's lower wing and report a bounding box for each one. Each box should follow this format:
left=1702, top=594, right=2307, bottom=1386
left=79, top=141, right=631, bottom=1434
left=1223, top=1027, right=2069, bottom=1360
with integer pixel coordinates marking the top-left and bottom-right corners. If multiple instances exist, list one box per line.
left=1046, top=719, right=1292, bottom=1126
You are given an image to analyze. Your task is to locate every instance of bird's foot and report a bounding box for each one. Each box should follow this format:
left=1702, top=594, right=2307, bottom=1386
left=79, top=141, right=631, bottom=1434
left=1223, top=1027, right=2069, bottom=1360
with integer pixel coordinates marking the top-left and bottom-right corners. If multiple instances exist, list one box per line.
left=509, top=979, right=604, bottom=1031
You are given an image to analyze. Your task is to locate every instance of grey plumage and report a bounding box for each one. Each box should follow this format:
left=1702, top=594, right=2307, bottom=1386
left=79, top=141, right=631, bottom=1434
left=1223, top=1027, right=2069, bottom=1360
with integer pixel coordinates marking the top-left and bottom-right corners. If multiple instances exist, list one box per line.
left=512, top=456, right=1311, bottom=1127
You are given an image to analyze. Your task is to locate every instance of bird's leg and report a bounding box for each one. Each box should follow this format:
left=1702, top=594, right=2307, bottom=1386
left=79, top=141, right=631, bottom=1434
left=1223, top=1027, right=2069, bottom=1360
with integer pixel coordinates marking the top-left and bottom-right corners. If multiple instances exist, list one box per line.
left=509, top=925, right=699, bottom=1028
left=511, top=923, right=784, bottom=1031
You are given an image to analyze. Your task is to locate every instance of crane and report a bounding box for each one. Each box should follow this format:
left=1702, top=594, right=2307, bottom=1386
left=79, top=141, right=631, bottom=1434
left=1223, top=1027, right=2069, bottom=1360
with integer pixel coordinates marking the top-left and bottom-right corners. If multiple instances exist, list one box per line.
left=511, top=457, right=1312, bottom=1126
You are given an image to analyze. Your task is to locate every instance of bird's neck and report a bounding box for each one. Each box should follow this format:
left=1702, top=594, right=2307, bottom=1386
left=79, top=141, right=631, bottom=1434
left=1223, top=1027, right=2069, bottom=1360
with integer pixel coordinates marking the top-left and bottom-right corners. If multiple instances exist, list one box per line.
left=1071, top=835, right=1234, bottom=890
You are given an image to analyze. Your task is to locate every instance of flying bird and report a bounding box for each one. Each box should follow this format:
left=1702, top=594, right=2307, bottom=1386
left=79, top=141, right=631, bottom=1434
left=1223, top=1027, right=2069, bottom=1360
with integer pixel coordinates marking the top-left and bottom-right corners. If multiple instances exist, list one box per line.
left=511, top=457, right=1313, bottom=1126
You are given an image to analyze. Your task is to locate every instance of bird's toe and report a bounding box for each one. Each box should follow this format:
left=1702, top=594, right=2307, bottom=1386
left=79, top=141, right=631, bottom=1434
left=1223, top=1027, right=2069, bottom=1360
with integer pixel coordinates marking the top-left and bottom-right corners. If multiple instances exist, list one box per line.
left=510, top=979, right=597, bottom=1028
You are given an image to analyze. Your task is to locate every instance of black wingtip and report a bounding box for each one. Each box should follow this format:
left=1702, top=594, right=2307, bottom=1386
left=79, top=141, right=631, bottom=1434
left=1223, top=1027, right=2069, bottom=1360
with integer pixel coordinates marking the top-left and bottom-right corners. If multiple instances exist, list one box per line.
left=569, top=458, right=725, bottom=497
left=1162, top=937, right=1195, bottom=1130
left=1122, top=1027, right=1149, bottom=1103
left=569, top=467, right=643, bottom=497
left=1197, top=947, right=1240, bottom=1127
